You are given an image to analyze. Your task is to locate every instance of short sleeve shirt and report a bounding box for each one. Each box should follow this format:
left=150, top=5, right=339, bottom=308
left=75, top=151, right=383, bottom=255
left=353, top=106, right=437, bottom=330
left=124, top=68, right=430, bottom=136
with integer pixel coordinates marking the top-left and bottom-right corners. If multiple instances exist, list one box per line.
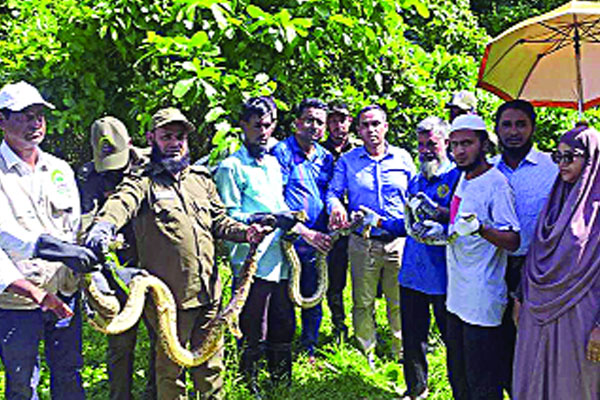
left=446, top=167, right=520, bottom=326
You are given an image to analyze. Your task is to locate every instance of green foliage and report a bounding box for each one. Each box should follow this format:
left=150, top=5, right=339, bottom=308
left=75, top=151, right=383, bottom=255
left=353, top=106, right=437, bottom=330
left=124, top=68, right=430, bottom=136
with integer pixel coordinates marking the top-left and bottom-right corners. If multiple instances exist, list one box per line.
left=0, top=0, right=495, bottom=167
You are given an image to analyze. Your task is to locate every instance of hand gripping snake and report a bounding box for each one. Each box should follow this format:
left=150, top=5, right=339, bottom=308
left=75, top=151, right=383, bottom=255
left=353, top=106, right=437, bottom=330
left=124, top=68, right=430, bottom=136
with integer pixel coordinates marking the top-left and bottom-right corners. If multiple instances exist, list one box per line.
left=284, top=214, right=366, bottom=309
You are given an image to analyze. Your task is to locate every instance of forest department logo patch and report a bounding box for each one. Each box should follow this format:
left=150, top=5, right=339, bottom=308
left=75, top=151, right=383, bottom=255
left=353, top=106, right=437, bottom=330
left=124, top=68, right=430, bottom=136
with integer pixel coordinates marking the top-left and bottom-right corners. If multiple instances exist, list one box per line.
left=51, top=169, right=69, bottom=194
left=437, top=183, right=450, bottom=199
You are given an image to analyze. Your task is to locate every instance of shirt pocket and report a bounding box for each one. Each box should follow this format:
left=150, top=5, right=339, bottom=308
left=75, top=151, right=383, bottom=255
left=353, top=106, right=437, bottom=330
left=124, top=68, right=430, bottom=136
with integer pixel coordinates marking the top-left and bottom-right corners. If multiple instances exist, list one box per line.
left=151, top=195, right=185, bottom=242
left=191, top=199, right=212, bottom=232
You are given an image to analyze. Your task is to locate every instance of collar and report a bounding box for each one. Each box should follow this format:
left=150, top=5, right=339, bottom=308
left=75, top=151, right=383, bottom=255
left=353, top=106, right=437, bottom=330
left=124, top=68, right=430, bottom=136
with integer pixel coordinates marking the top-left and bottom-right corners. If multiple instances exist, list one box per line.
left=238, top=144, right=266, bottom=166
left=0, top=140, right=48, bottom=172
left=289, top=135, right=322, bottom=161
left=358, top=143, right=392, bottom=160
left=496, top=146, right=542, bottom=170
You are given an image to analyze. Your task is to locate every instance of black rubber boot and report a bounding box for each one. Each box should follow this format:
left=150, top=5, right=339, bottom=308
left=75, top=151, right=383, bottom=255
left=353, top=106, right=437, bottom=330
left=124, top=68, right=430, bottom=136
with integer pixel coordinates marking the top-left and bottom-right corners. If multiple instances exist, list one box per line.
left=240, top=345, right=263, bottom=399
left=266, top=342, right=292, bottom=387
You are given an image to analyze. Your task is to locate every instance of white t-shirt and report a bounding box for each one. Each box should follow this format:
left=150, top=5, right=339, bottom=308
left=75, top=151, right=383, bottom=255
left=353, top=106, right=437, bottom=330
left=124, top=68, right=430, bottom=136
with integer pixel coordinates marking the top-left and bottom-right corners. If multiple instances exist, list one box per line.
left=446, top=167, right=520, bottom=327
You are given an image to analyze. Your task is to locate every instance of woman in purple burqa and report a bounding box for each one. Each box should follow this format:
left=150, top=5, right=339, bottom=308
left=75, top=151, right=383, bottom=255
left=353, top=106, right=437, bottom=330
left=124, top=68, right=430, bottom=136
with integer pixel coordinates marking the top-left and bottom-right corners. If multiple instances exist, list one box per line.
left=513, top=125, right=600, bottom=399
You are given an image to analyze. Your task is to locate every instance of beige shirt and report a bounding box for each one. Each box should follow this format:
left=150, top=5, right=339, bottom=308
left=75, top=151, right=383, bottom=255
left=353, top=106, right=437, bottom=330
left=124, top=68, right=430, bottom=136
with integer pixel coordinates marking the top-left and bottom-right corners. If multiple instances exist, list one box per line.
left=0, top=246, right=24, bottom=293
left=0, top=141, right=81, bottom=309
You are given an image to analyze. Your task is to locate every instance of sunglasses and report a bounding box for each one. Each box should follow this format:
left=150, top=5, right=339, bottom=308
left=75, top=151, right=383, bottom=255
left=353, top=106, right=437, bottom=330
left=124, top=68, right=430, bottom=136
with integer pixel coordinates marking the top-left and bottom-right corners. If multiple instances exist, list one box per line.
left=551, top=150, right=584, bottom=164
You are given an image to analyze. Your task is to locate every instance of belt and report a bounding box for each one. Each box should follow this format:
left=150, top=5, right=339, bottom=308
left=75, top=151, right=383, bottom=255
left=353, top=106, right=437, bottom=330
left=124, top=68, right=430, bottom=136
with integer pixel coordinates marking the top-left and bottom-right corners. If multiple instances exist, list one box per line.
left=353, top=231, right=396, bottom=243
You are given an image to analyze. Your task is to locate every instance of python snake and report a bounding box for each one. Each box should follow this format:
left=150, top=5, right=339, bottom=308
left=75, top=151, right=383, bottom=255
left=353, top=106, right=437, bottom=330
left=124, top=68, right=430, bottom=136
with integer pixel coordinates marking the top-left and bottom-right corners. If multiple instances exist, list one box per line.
left=84, top=242, right=260, bottom=367
left=284, top=215, right=366, bottom=309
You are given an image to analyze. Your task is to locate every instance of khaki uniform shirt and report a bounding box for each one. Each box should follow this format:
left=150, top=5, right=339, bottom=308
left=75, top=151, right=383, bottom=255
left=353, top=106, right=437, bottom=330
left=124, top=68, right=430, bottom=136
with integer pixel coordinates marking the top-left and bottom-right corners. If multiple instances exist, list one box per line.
left=97, top=162, right=248, bottom=309
left=0, top=141, right=80, bottom=309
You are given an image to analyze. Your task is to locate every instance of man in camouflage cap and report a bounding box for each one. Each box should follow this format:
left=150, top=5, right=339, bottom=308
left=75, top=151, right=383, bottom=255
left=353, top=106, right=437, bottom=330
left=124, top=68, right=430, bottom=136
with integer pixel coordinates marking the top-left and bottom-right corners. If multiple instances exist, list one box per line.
left=446, top=90, right=478, bottom=123
left=77, top=116, right=156, bottom=400
left=86, top=107, right=270, bottom=399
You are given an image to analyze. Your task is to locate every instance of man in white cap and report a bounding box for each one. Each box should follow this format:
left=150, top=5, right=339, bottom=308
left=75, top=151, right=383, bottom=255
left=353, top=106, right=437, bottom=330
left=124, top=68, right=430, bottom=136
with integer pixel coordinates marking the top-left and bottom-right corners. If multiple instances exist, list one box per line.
left=77, top=116, right=155, bottom=400
left=445, top=114, right=520, bottom=400
left=0, top=81, right=99, bottom=399
left=446, top=90, right=477, bottom=123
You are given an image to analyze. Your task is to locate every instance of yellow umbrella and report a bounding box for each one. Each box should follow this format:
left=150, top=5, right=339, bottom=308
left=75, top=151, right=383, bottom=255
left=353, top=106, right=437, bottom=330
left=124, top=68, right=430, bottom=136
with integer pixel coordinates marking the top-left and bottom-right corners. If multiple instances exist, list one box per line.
left=477, top=0, right=600, bottom=114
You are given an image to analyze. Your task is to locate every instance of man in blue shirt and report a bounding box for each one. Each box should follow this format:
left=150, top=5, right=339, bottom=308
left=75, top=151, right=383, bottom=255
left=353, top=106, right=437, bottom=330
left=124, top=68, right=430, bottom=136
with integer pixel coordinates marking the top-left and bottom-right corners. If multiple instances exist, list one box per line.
left=491, top=100, right=558, bottom=394
left=272, top=98, right=334, bottom=360
left=327, top=105, right=416, bottom=365
left=399, top=117, right=459, bottom=399
left=216, top=97, right=330, bottom=389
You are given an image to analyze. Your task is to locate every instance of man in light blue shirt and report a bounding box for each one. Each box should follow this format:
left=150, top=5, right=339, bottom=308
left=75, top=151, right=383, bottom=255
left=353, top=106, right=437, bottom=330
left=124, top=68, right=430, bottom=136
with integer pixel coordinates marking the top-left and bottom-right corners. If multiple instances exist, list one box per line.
left=327, top=105, right=416, bottom=364
left=216, top=97, right=329, bottom=391
left=491, top=100, right=558, bottom=394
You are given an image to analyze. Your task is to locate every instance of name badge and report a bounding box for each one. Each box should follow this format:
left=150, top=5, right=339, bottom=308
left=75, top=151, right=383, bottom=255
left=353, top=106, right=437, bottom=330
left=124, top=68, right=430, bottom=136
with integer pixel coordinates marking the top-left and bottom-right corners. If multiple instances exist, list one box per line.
left=154, top=189, right=176, bottom=200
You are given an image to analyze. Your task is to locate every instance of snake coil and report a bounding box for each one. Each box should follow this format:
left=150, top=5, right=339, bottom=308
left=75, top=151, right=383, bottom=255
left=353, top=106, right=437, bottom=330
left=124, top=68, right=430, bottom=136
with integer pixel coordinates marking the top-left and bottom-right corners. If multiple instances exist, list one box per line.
left=84, top=242, right=260, bottom=367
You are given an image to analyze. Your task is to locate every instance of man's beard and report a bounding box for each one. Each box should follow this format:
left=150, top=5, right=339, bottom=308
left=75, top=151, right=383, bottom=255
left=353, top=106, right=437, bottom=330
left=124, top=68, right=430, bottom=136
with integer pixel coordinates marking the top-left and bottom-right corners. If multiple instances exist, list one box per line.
left=501, top=140, right=532, bottom=160
left=456, top=156, right=483, bottom=172
left=246, top=142, right=268, bottom=159
left=151, top=144, right=190, bottom=175
left=420, top=158, right=442, bottom=179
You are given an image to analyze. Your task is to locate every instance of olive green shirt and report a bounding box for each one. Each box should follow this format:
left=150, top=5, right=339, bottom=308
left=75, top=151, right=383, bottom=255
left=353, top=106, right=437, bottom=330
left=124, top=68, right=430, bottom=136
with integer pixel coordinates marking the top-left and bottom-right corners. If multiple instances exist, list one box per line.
left=96, top=162, right=248, bottom=309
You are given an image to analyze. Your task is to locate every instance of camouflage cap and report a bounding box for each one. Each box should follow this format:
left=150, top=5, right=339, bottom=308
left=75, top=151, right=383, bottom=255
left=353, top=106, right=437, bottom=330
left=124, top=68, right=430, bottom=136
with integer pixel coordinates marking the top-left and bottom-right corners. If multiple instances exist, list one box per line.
left=446, top=90, right=478, bottom=111
left=150, top=107, right=196, bottom=133
left=91, top=116, right=131, bottom=172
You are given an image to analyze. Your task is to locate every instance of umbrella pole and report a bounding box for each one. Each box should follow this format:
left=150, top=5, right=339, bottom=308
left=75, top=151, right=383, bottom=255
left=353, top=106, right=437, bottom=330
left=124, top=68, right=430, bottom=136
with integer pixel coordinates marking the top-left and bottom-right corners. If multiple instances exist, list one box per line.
left=574, top=16, right=584, bottom=118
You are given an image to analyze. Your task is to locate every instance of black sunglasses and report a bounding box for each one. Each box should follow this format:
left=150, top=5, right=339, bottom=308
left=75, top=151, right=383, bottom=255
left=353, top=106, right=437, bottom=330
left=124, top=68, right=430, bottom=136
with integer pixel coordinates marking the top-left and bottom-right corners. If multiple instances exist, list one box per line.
left=551, top=150, right=584, bottom=164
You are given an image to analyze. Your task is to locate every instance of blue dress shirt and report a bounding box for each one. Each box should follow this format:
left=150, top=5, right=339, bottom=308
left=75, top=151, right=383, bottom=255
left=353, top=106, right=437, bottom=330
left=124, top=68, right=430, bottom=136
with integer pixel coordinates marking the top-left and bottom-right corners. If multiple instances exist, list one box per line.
left=272, top=136, right=334, bottom=232
left=491, top=148, right=558, bottom=256
left=326, top=144, right=416, bottom=237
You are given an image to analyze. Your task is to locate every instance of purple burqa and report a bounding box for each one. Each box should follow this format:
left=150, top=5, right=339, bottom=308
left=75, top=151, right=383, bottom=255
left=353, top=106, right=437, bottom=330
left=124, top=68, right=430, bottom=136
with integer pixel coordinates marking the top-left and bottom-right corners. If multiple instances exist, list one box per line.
left=513, top=127, right=600, bottom=400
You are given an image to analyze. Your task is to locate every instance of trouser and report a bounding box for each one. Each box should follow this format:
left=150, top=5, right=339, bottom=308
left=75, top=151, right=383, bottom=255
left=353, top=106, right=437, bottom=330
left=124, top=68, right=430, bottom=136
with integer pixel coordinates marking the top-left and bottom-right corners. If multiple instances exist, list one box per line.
left=296, top=245, right=322, bottom=355
left=446, top=311, right=503, bottom=400
left=348, top=234, right=404, bottom=356
left=239, top=278, right=295, bottom=385
left=0, top=294, right=84, bottom=400
left=326, top=236, right=349, bottom=332
left=499, top=255, right=526, bottom=397
left=400, top=286, right=447, bottom=396
left=146, top=300, right=224, bottom=400
left=108, top=314, right=157, bottom=400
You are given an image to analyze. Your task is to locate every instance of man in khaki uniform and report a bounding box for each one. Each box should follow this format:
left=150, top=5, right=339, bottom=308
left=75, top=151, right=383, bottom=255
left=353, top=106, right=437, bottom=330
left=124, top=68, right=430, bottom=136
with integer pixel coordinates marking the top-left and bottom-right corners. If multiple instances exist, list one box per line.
left=86, top=107, right=269, bottom=399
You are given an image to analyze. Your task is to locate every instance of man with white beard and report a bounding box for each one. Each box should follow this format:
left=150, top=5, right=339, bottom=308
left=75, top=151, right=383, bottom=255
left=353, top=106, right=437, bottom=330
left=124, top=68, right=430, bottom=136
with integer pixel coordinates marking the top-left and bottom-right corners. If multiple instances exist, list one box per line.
left=360, top=117, right=460, bottom=399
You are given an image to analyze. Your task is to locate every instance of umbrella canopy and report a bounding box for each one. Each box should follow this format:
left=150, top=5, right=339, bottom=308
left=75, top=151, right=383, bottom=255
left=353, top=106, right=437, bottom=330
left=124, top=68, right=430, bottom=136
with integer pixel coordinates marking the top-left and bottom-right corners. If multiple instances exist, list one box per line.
left=477, top=0, right=600, bottom=113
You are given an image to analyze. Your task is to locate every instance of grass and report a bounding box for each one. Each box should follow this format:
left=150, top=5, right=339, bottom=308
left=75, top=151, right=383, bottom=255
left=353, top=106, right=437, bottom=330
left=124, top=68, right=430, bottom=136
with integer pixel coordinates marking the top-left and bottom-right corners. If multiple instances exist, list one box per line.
left=0, top=263, right=455, bottom=399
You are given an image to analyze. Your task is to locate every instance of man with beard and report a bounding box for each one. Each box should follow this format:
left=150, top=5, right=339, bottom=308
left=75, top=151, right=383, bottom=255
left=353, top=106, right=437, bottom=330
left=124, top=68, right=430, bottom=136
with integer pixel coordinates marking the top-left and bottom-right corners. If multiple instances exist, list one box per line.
left=215, top=97, right=331, bottom=393
left=490, top=100, right=557, bottom=394
left=327, top=105, right=416, bottom=366
left=77, top=116, right=156, bottom=400
left=322, top=102, right=354, bottom=340
left=445, top=114, right=520, bottom=400
left=398, top=117, right=459, bottom=399
left=0, top=81, right=100, bottom=399
left=272, top=98, right=334, bottom=361
left=85, top=107, right=270, bottom=399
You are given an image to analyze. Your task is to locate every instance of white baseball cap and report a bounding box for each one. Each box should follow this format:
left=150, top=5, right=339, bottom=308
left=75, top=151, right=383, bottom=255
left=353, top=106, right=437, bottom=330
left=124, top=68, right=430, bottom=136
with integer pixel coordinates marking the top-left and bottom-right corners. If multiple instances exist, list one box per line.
left=450, top=114, right=487, bottom=133
left=0, top=81, right=55, bottom=112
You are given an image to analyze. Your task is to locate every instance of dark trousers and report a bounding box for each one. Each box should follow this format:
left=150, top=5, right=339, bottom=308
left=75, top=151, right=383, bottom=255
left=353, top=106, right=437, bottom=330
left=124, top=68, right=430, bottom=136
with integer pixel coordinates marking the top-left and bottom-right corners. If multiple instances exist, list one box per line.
left=239, top=278, right=296, bottom=348
left=239, top=278, right=295, bottom=385
left=400, top=286, right=447, bottom=396
left=326, top=236, right=349, bottom=332
left=446, top=311, right=504, bottom=400
left=0, top=295, right=84, bottom=400
left=107, top=315, right=157, bottom=400
left=296, top=246, right=323, bottom=355
left=499, top=255, right=525, bottom=397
